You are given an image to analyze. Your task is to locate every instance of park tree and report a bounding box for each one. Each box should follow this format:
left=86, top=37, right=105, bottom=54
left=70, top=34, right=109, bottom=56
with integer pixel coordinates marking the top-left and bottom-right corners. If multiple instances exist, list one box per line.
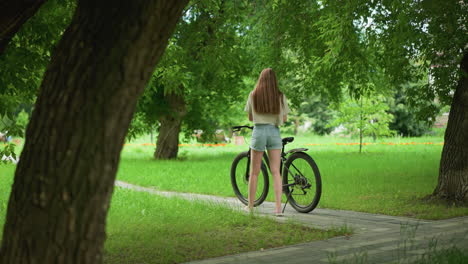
left=0, top=0, right=74, bottom=165
left=388, top=86, right=433, bottom=137
left=0, top=0, right=47, bottom=54
left=133, top=0, right=250, bottom=159
left=435, top=51, right=468, bottom=203
left=246, top=0, right=468, bottom=203
left=0, top=1, right=188, bottom=263
left=0, top=0, right=74, bottom=116
left=242, top=0, right=385, bottom=146
left=296, top=95, right=337, bottom=135
left=364, top=0, right=468, bottom=202
left=330, top=93, right=395, bottom=153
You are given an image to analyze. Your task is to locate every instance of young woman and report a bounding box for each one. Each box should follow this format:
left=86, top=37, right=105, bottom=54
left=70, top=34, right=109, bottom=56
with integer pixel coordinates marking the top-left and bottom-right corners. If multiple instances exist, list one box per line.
left=244, top=68, right=290, bottom=216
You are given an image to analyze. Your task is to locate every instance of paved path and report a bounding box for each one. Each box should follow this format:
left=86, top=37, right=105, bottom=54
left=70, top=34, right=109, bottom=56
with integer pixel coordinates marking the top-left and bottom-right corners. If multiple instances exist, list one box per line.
left=115, top=181, right=468, bottom=264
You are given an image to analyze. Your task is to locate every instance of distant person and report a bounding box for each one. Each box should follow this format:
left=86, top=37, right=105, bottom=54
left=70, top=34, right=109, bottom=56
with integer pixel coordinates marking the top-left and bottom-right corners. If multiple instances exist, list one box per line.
left=244, top=68, right=290, bottom=216
left=0, top=132, right=13, bottom=143
left=0, top=132, right=6, bottom=143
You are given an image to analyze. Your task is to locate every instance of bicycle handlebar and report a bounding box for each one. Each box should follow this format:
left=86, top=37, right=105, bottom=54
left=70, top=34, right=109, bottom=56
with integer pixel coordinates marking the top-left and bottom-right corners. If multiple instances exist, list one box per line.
left=232, top=125, right=254, bottom=132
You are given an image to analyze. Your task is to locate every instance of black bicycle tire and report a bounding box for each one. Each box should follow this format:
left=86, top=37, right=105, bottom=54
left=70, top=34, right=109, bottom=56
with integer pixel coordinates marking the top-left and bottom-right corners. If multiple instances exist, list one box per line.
left=282, top=152, right=322, bottom=213
left=230, top=151, right=269, bottom=206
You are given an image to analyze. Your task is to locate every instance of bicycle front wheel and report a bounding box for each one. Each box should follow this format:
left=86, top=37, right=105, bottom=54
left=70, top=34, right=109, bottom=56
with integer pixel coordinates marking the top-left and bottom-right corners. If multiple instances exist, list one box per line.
left=230, top=151, right=269, bottom=206
left=282, top=152, right=322, bottom=213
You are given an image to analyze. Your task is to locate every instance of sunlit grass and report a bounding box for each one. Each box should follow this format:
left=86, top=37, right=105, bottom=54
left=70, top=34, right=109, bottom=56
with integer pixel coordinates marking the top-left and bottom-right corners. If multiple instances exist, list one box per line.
left=2, top=133, right=466, bottom=223
left=104, top=188, right=346, bottom=264
left=117, top=134, right=468, bottom=220
left=0, top=164, right=15, bottom=238
left=0, top=167, right=347, bottom=263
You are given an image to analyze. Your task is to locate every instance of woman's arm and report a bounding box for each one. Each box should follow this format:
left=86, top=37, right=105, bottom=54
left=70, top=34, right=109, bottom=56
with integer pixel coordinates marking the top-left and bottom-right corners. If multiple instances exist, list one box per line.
left=283, top=115, right=287, bottom=122
left=249, top=113, right=253, bottom=121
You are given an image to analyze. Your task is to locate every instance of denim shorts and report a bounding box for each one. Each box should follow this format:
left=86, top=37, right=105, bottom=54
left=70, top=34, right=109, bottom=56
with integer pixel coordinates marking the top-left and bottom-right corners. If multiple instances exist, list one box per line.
left=250, top=124, right=282, bottom=151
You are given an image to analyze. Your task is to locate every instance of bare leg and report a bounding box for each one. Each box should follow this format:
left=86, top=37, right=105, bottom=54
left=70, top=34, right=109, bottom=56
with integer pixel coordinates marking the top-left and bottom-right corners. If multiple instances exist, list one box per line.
left=267, top=149, right=282, bottom=213
left=248, top=149, right=264, bottom=209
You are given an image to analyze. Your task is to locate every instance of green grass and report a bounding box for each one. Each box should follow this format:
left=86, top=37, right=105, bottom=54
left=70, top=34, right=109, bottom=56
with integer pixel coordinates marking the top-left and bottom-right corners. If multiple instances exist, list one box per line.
left=0, top=164, right=15, bottom=237
left=412, top=246, right=468, bottom=264
left=105, top=188, right=345, bottom=263
left=2, top=133, right=466, bottom=262
left=2, top=134, right=467, bottom=221
left=0, top=167, right=347, bottom=263
left=117, top=134, right=468, bottom=220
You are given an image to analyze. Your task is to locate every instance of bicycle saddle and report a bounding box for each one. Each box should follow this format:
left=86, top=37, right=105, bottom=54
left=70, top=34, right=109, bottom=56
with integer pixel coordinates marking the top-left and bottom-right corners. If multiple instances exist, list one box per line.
left=282, top=137, right=294, bottom=144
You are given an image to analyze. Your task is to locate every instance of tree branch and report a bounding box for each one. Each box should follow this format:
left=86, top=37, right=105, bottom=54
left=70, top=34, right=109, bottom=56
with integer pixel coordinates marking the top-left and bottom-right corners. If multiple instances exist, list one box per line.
left=0, top=0, right=46, bottom=55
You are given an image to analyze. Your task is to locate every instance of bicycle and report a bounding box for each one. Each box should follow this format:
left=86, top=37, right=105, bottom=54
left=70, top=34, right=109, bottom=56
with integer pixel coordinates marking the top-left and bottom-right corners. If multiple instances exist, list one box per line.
left=230, top=125, right=322, bottom=213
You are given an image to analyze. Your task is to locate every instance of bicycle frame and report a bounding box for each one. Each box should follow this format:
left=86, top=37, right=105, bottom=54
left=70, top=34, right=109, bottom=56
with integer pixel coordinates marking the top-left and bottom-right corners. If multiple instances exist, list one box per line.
left=244, top=145, right=312, bottom=212
left=232, top=125, right=321, bottom=213
left=244, top=143, right=309, bottom=187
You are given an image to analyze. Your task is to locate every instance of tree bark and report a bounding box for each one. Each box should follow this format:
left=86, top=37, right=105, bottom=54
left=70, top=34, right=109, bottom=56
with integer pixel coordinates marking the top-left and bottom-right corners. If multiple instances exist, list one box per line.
left=294, top=116, right=299, bottom=135
left=153, top=5, right=226, bottom=160
left=359, top=98, right=363, bottom=154
left=0, top=0, right=188, bottom=263
left=154, top=90, right=186, bottom=159
left=432, top=51, right=468, bottom=203
left=0, top=0, right=46, bottom=55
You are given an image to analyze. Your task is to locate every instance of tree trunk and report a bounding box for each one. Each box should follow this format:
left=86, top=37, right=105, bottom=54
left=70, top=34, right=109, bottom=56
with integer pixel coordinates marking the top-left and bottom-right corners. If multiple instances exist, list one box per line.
left=0, top=1, right=188, bottom=263
left=150, top=127, right=154, bottom=144
left=359, top=98, right=363, bottom=154
left=154, top=90, right=186, bottom=159
left=294, top=116, right=299, bottom=135
left=359, top=128, right=363, bottom=154
left=0, top=0, right=46, bottom=55
left=432, top=51, right=468, bottom=203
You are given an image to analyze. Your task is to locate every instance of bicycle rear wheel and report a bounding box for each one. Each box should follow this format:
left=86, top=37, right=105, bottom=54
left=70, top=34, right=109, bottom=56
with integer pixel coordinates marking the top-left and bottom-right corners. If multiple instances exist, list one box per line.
left=282, top=152, right=322, bottom=213
left=230, top=151, right=269, bottom=206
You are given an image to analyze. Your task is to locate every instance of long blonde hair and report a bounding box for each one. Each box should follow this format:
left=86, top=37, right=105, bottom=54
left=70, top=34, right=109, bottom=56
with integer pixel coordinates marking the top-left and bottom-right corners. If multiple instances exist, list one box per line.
left=252, top=68, right=283, bottom=114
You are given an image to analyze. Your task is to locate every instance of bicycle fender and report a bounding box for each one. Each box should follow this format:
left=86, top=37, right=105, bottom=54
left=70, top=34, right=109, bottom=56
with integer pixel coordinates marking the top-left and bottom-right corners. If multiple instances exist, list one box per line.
left=285, top=148, right=308, bottom=155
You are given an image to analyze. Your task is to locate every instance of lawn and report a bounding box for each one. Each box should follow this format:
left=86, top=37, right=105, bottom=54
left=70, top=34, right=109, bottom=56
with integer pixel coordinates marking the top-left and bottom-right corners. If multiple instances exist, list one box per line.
left=104, top=188, right=346, bottom=263
left=116, top=133, right=468, bottom=219
left=0, top=164, right=347, bottom=263
left=1, top=133, right=467, bottom=263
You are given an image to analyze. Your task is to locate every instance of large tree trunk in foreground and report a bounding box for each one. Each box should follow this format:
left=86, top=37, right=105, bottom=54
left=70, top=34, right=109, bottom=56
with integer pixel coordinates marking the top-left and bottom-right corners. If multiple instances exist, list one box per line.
left=0, top=1, right=188, bottom=263
left=154, top=90, right=186, bottom=159
left=433, top=51, right=468, bottom=203
left=0, top=0, right=46, bottom=55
